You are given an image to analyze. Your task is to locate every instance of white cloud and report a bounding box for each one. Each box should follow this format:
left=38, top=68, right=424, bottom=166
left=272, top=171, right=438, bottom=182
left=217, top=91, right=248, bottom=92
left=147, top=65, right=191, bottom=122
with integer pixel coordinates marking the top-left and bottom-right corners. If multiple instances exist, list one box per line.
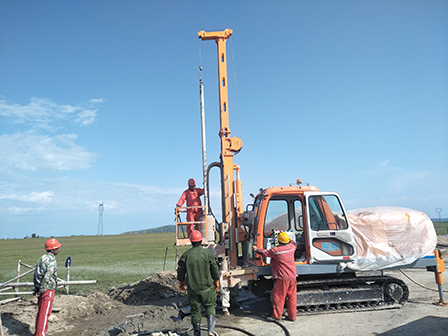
left=371, top=160, right=430, bottom=192
left=386, top=169, right=430, bottom=192
left=0, top=177, right=180, bottom=216
left=0, top=132, right=97, bottom=172
left=75, top=109, right=97, bottom=125
left=0, top=98, right=101, bottom=173
left=362, top=160, right=401, bottom=175
left=0, top=191, right=54, bottom=203
left=0, top=97, right=103, bottom=130
left=8, top=207, right=43, bottom=214
left=110, top=182, right=183, bottom=196
left=379, top=159, right=389, bottom=167
left=26, top=191, right=54, bottom=203
left=88, top=98, right=104, bottom=105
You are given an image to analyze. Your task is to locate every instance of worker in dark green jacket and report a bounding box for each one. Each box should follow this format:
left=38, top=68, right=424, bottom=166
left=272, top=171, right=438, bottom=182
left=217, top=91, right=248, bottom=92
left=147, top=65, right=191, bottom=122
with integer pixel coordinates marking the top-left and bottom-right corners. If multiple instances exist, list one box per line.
left=177, top=230, right=220, bottom=336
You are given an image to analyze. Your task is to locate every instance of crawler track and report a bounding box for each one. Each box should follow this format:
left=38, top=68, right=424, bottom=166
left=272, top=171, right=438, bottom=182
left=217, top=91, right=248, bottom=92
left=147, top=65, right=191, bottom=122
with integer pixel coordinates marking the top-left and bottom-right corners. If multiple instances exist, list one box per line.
left=251, top=274, right=409, bottom=315
left=296, top=275, right=409, bottom=314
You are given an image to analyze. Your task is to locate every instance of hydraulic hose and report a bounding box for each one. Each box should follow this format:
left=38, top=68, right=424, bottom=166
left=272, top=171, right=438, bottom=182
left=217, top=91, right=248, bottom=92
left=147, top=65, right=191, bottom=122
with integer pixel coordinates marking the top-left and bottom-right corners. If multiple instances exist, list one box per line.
left=230, top=298, right=291, bottom=336
left=206, top=161, right=223, bottom=243
left=399, top=269, right=448, bottom=293
left=201, top=325, right=257, bottom=336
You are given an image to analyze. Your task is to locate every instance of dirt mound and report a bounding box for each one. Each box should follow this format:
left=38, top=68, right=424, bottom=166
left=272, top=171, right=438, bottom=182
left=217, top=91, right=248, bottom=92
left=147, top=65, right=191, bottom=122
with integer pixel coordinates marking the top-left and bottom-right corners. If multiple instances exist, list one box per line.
left=0, top=292, right=127, bottom=336
left=58, top=292, right=123, bottom=319
left=0, top=271, right=190, bottom=336
left=0, top=291, right=189, bottom=336
left=108, top=271, right=185, bottom=305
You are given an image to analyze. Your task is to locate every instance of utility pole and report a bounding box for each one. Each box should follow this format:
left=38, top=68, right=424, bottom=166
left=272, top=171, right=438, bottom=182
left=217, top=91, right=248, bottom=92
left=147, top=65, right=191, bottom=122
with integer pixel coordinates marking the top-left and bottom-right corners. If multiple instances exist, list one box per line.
left=436, top=207, right=442, bottom=223
left=97, top=203, right=104, bottom=237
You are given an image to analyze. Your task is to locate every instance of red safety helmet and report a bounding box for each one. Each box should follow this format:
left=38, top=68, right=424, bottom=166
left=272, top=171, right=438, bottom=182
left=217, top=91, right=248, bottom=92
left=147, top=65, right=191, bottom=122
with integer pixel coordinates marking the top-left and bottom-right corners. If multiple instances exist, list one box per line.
left=45, top=238, right=61, bottom=251
left=190, top=230, right=203, bottom=243
left=188, top=178, right=196, bottom=186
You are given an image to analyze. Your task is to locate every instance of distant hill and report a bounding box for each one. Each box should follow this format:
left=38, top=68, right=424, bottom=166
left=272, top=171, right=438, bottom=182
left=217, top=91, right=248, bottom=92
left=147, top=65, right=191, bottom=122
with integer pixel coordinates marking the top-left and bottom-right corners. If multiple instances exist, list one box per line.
left=121, top=225, right=176, bottom=235
left=121, top=218, right=447, bottom=235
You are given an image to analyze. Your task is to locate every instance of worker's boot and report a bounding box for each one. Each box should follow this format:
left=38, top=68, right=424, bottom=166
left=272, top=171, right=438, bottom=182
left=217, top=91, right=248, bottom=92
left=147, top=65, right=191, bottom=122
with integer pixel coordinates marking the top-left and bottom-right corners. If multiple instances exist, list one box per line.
left=207, top=315, right=216, bottom=336
left=193, top=323, right=201, bottom=336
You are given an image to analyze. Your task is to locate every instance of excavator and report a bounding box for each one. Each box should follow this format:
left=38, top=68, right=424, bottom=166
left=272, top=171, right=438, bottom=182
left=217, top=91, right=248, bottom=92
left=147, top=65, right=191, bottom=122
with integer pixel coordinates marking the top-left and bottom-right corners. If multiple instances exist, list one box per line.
left=175, top=28, right=446, bottom=314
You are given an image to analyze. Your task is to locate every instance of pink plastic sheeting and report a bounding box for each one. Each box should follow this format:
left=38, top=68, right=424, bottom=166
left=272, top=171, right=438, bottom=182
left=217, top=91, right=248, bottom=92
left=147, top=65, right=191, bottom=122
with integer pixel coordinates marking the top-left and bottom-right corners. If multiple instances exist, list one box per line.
left=347, top=206, right=437, bottom=271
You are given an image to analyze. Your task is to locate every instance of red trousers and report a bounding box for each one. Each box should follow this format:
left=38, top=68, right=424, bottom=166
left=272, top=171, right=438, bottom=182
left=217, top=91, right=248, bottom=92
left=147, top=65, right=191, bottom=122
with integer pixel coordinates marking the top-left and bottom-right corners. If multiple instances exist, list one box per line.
left=186, top=211, right=202, bottom=237
left=35, top=289, right=55, bottom=336
left=272, top=279, right=297, bottom=320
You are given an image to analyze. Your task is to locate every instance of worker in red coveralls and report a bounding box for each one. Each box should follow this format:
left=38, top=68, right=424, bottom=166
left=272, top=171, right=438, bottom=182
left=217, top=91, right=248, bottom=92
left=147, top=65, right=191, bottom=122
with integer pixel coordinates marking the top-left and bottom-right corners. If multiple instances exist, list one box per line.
left=33, top=238, right=61, bottom=336
left=255, top=232, right=297, bottom=321
left=176, top=178, right=204, bottom=237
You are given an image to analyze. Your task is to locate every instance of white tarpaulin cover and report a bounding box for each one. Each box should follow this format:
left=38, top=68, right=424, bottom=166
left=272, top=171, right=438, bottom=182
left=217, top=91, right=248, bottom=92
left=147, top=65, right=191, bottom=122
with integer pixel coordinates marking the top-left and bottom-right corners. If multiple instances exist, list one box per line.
left=346, top=206, right=437, bottom=271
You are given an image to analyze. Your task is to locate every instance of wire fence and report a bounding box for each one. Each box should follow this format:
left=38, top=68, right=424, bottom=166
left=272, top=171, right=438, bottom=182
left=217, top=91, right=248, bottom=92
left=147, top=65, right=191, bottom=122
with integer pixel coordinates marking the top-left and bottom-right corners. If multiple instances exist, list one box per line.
left=0, top=260, right=97, bottom=297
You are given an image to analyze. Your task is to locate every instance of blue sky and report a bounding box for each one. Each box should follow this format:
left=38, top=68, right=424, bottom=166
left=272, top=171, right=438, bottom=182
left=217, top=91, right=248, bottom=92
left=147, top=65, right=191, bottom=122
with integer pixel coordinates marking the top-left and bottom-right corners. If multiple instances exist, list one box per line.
left=1, top=1, right=447, bottom=239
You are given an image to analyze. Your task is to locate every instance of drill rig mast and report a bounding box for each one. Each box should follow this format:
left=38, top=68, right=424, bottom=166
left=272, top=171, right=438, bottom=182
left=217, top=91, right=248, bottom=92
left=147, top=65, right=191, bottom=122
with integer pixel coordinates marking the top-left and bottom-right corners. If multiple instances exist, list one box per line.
left=198, top=29, right=245, bottom=268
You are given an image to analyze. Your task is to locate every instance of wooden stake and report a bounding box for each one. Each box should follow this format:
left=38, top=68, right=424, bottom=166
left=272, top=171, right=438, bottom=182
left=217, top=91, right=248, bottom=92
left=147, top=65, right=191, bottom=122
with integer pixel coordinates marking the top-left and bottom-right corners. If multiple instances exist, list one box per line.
left=15, top=260, right=20, bottom=295
left=163, top=247, right=168, bottom=271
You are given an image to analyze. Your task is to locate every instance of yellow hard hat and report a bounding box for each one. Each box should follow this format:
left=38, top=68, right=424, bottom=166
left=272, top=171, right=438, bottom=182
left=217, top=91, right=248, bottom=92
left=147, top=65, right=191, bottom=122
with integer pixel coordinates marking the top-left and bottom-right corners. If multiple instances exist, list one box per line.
left=278, top=232, right=290, bottom=244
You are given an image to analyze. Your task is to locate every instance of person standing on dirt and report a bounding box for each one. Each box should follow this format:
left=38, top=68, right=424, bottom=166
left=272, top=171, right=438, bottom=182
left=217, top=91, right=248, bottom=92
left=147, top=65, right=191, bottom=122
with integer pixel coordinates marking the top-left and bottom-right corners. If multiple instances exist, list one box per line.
left=177, top=230, right=220, bottom=336
left=176, top=178, right=205, bottom=237
left=255, top=231, right=297, bottom=321
left=33, top=238, right=61, bottom=336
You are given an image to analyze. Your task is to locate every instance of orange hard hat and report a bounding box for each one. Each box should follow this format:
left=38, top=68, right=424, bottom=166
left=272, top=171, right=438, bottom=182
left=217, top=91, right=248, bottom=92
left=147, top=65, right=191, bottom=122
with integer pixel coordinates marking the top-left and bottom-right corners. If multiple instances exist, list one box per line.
left=190, top=230, right=203, bottom=242
left=45, top=238, right=61, bottom=251
left=188, top=178, right=196, bottom=186
left=277, top=232, right=290, bottom=244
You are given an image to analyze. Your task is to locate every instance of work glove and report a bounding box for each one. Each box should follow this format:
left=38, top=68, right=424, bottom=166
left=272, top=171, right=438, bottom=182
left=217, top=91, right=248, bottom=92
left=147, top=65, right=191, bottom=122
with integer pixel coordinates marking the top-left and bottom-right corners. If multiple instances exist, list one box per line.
left=179, top=281, right=186, bottom=291
left=214, top=280, right=220, bottom=291
left=255, top=248, right=267, bottom=255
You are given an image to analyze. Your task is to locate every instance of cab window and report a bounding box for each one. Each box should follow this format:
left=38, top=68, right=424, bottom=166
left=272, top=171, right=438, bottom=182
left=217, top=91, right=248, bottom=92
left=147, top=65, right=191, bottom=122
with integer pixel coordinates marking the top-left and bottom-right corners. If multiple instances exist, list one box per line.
left=294, top=199, right=303, bottom=232
left=264, top=199, right=288, bottom=235
left=309, top=195, right=348, bottom=231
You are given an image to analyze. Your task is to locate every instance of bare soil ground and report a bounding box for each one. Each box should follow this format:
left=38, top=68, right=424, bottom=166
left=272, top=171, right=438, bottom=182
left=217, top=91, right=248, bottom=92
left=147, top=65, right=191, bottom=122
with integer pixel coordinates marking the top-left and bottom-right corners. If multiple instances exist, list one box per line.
left=2, top=237, right=448, bottom=336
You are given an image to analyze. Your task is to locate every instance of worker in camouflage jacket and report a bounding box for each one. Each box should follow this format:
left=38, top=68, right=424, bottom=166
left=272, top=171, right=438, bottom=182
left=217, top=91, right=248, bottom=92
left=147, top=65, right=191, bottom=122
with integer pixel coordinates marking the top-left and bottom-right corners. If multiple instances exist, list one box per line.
left=33, top=238, right=61, bottom=336
left=177, top=230, right=220, bottom=336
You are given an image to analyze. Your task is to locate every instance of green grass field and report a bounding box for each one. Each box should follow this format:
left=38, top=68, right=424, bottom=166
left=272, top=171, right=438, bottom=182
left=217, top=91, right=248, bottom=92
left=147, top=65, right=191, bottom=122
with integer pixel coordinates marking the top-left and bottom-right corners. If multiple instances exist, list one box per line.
left=0, top=233, right=189, bottom=296
left=434, top=221, right=448, bottom=236
left=2, top=221, right=447, bottom=299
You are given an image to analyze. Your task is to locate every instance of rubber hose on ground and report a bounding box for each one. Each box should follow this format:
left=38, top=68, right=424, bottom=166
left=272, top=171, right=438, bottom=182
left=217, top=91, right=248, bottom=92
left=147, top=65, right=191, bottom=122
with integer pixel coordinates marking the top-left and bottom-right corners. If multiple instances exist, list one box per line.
left=200, top=325, right=257, bottom=336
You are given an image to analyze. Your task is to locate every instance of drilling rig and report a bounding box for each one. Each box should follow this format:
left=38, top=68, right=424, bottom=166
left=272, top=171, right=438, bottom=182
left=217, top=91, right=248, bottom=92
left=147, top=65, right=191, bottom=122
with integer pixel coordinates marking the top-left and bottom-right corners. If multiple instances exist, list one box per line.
left=175, top=29, right=446, bottom=314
